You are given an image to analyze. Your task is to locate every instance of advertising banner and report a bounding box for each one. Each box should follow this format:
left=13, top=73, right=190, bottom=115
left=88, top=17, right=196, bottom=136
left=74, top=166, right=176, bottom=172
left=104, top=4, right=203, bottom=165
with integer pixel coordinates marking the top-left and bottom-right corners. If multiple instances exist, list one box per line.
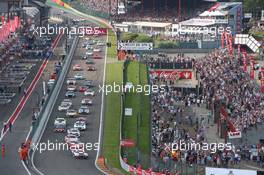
left=206, top=167, right=257, bottom=175
left=149, top=70, right=192, bottom=80
left=78, top=27, right=107, bottom=36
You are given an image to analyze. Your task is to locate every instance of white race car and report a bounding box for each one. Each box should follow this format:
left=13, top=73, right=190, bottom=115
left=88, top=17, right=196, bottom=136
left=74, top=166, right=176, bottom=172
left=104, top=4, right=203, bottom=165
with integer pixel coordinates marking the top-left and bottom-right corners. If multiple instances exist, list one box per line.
left=97, top=41, right=105, bottom=46
left=54, top=118, right=66, bottom=126
left=58, top=102, right=71, bottom=111
left=81, top=98, right=92, bottom=105
left=71, top=149, right=88, bottom=159
left=66, top=109, right=77, bottom=117
left=78, top=106, right=90, bottom=114
left=67, top=85, right=77, bottom=91
left=73, top=64, right=82, bottom=71
left=67, top=78, right=76, bottom=85
left=93, top=48, right=101, bottom=52
left=85, top=51, right=93, bottom=56
left=65, top=134, right=79, bottom=143
left=74, top=120, right=87, bottom=131
left=67, top=128, right=80, bottom=137
left=54, top=118, right=67, bottom=132
left=62, top=99, right=72, bottom=106
left=74, top=73, right=84, bottom=80
left=84, top=89, right=95, bottom=96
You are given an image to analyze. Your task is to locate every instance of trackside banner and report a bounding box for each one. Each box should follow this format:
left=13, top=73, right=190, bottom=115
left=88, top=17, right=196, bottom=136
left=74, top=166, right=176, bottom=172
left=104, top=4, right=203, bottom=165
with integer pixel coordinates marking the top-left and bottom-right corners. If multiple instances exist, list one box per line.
left=149, top=70, right=192, bottom=80
left=205, top=167, right=257, bottom=175
left=78, top=27, right=107, bottom=36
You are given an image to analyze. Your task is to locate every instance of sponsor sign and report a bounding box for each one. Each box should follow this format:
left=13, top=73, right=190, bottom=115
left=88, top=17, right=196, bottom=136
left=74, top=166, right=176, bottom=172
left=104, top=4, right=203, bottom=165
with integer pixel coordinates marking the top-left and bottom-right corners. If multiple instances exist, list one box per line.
left=149, top=70, right=192, bottom=80
left=205, top=167, right=257, bottom=175
left=120, top=139, right=135, bottom=147
left=244, top=13, right=252, bottom=18
left=228, top=131, right=242, bottom=139
left=78, top=27, right=107, bottom=36
left=117, top=42, right=153, bottom=50
left=125, top=108, right=132, bottom=116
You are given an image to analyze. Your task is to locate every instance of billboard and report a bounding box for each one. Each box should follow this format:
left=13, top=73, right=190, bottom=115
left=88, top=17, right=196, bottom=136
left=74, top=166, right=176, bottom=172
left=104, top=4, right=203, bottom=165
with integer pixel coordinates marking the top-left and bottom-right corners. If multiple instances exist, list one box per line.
left=206, top=167, right=257, bottom=175
left=149, top=70, right=192, bottom=80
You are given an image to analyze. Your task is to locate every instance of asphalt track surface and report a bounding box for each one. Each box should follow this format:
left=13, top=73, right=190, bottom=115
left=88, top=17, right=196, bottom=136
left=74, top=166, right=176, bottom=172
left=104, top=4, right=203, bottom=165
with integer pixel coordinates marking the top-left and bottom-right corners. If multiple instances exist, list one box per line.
left=33, top=34, right=106, bottom=175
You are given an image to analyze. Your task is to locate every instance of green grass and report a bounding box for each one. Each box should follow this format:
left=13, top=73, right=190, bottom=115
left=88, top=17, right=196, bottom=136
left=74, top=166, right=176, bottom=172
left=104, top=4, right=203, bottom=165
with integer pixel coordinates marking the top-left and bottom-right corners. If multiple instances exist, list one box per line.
left=107, top=30, right=117, bottom=60
left=123, top=61, right=150, bottom=169
left=102, top=62, right=123, bottom=170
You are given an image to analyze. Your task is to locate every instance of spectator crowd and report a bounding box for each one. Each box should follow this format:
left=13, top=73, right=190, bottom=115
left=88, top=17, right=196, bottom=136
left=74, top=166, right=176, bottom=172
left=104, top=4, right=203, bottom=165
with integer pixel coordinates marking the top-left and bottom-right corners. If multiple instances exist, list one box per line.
left=147, top=49, right=264, bottom=174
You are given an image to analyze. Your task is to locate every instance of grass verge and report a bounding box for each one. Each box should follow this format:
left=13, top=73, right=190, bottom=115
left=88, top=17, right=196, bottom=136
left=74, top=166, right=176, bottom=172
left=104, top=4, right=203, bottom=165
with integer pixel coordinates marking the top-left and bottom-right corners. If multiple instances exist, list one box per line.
left=123, top=61, right=150, bottom=169
left=102, top=62, right=127, bottom=173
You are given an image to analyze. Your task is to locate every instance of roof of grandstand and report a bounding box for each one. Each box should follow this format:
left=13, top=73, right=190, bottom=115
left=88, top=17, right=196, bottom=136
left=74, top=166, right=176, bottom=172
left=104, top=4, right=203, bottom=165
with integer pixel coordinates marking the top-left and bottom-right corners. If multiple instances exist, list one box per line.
left=180, top=18, right=215, bottom=26
left=198, top=2, right=242, bottom=17
left=133, top=21, right=172, bottom=28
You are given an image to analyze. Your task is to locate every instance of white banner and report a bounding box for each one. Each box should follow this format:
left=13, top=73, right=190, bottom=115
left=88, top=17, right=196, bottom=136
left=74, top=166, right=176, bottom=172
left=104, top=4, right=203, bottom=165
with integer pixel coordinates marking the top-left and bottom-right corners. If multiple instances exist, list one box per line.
left=228, top=131, right=242, bottom=139
left=117, top=42, right=153, bottom=50
left=206, top=167, right=257, bottom=175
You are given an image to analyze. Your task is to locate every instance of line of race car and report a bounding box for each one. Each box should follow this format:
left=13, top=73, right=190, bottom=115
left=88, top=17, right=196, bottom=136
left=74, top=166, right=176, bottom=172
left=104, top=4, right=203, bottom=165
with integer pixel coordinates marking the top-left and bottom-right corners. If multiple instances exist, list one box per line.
left=52, top=36, right=104, bottom=159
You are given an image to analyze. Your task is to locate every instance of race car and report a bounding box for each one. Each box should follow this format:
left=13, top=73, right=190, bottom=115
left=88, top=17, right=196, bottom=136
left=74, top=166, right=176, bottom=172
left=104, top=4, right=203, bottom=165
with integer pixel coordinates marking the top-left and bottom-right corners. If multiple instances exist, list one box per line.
left=62, top=99, right=72, bottom=106
left=78, top=106, right=90, bottom=114
left=54, top=118, right=66, bottom=132
left=65, top=91, right=76, bottom=98
left=76, top=117, right=87, bottom=124
left=87, top=66, right=96, bottom=71
left=65, top=134, right=79, bottom=143
left=74, top=73, right=84, bottom=80
left=81, top=98, right=92, bottom=105
left=67, top=78, right=76, bottom=85
left=66, top=109, right=78, bottom=117
left=93, top=54, right=102, bottom=59
left=67, top=85, right=77, bottom=91
left=84, top=89, right=95, bottom=96
left=79, top=86, right=88, bottom=93
left=73, top=64, right=82, bottom=71
left=54, top=123, right=66, bottom=132
left=74, top=120, right=87, bottom=131
left=96, top=41, right=105, bottom=46
left=85, top=59, right=95, bottom=65
left=67, top=128, right=80, bottom=137
left=58, top=102, right=72, bottom=111
left=54, top=118, right=66, bottom=126
left=71, top=149, right=88, bottom=159
left=85, top=51, right=93, bottom=57
left=82, top=80, right=93, bottom=87
left=85, top=45, right=93, bottom=50
left=93, top=48, right=101, bottom=52
left=68, top=141, right=84, bottom=150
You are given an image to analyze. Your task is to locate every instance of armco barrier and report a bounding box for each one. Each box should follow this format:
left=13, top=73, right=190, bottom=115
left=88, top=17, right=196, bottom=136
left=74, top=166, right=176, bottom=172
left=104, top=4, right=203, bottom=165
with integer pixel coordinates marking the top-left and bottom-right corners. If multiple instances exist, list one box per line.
left=29, top=36, right=79, bottom=160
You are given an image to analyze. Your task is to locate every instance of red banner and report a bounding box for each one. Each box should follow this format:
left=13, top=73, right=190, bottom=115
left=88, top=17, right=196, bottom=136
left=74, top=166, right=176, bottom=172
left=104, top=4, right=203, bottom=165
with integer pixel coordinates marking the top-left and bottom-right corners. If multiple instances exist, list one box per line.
left=120, top=139, right=135, bottom=147
left=1, top=16, right=4, bottom=25
left=78, top=27, right=107, bottom=36
left=261, top=67, right=264, bottom=93
left=220, top=107, right=236, bottom=132
left=237, top=44, right=240, bottom=60
left=149, top=70, right=192, bottom=80
left=242, top=51, right=247, bottom=72
left=221, top=32, right=225, bottom=49
left=229, top=36, right=233, bottom=56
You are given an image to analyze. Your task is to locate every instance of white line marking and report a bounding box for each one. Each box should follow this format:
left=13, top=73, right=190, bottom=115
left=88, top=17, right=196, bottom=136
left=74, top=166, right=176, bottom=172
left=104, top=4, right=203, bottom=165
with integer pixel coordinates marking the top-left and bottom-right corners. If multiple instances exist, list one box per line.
left=94, top=29, right=109, bottom=175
